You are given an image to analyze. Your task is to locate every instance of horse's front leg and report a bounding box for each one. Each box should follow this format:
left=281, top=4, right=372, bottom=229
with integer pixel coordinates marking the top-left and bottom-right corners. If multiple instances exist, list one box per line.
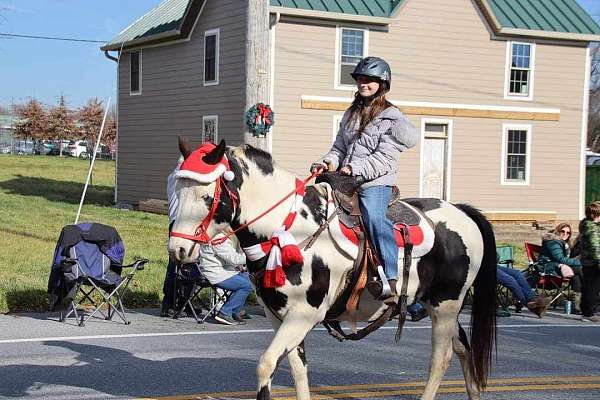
left=262, top=308, right=310, bottom=400
left=257, top=313, right=317, bottom=400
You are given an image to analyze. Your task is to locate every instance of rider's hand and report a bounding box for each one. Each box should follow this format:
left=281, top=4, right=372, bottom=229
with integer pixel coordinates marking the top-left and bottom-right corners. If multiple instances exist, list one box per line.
left=340, top=166, right=352, bottom=175
left=310, top=162, right=327, bottom=174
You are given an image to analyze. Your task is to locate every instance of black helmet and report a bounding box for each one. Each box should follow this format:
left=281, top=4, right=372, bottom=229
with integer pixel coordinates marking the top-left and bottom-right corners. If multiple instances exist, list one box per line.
left=351, top=56, right=392, bottom=91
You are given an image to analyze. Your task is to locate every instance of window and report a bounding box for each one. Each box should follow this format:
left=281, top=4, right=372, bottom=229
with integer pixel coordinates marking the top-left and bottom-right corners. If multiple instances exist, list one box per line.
left=204, top=29, right=219, bottom=85
left=202, top=115, right=218, bottom=143
left=336, top=27, right=368, bottom=88
left=332, top=115, right=343, bottom=143
left=501, top=124, right=531, bottom=185
left=130, top=50, right=141, bottom=95
left=505, top=42, right=535, bottom=100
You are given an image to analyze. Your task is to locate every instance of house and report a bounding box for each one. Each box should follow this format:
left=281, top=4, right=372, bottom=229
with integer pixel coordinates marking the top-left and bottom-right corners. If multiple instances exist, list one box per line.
left=102, top=0, right=600, bottom=228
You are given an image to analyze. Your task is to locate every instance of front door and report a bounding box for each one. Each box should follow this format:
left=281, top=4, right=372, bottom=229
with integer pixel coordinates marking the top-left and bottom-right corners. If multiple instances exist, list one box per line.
left=421, top=122, right=449, bottom=200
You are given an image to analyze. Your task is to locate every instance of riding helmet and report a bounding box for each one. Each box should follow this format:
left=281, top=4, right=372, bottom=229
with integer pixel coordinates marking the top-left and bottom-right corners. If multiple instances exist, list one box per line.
left=351, top=56, right=392, bottom=91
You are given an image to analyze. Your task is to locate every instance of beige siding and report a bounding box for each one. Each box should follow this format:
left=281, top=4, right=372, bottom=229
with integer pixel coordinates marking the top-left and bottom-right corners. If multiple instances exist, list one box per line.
left=272, top=0, right=587, bottom=220
left=117, top=0, right=246, bottom=204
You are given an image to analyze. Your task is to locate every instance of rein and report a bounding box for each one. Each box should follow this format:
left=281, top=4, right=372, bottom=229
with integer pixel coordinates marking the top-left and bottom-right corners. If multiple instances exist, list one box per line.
left=170, top=171, right=319, bottom=247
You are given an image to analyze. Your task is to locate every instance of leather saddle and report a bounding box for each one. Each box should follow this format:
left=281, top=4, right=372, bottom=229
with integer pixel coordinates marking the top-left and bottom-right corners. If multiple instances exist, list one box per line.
left=315, top=172, right=421, bottom=230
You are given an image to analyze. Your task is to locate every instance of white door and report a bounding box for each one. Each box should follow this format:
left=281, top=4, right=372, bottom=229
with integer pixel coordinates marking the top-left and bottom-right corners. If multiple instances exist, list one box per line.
left=421, top=123, right=449, bottom=199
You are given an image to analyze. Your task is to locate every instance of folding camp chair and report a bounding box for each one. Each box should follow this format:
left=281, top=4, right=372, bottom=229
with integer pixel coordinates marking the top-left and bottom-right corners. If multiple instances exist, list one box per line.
left=523, top=242, right=572, bottom=308
left=171, top=263, right=231, bottom=324
left=496, top=245, right=515, bottom=313
left=48, top=223, right=148, bottom=327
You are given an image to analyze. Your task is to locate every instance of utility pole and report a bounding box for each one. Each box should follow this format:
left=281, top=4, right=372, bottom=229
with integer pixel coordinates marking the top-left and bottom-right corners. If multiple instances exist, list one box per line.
left=244, top=0, right=270, bottom=151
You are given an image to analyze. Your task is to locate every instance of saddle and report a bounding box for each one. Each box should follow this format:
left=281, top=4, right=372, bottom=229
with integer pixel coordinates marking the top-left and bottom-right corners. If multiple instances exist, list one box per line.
left=313, top=172, right=434, bottom=341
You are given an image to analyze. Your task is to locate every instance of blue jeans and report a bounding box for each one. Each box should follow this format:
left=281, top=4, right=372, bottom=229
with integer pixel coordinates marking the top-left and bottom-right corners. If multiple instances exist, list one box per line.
left=217, top=272, right=253, bottom=317
left=497, top=266, right=535, bottom=304
left=359, top=186, right=398, bottom=279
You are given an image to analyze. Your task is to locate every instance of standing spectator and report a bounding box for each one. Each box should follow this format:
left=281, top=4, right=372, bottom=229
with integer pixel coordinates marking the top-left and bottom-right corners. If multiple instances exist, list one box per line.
left=538, top=223, right=583, bottom=313
left=580, top=201, right=600, bottom=323
left=161, top=157, right=183, bottom=317
left=198, top=236, right=253, bottom=325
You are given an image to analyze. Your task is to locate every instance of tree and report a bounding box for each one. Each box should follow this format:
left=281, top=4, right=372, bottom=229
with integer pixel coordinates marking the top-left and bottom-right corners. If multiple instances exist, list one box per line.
left=47, top=95, right=76, bottom=156
left=13, top=98, right=48, bottom=143
left=77, top=98, right=104, bottom=152
left=103, top=107, right=117, bottom=148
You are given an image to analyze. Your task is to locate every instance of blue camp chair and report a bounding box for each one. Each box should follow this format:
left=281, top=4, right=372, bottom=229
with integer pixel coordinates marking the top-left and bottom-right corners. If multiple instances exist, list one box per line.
left=48, top=222, right=148, bottom=326
left=496, top=245, right=516, bottom=315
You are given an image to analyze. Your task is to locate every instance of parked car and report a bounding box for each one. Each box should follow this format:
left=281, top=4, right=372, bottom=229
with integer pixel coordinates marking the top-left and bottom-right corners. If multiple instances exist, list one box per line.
left=586, top=150, right=600, bottom=166
left=34, top=140, right=55, bottom=155
left=68, top=140, right=89, bottom=158
left=14, top=140, right=35, bottom=155
left=48, top=140, right=71, bottom=156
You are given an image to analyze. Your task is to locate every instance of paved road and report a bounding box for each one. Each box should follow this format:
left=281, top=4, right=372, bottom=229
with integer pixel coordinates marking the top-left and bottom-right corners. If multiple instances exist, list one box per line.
left=0, top=308, right=599, bottom=399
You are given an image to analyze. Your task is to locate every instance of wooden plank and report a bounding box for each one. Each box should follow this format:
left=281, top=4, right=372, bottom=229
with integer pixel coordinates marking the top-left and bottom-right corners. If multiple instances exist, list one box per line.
left=300, top=99, right=560, bottom=121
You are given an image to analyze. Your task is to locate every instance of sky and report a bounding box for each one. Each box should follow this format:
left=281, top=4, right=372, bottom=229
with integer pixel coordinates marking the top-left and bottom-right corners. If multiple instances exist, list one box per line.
left=0, top=0, right=599, bottom=110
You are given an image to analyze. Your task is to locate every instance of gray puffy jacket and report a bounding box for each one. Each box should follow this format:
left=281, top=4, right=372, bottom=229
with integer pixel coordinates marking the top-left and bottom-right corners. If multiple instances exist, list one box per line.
left=320, top=106, right=418, bottom=188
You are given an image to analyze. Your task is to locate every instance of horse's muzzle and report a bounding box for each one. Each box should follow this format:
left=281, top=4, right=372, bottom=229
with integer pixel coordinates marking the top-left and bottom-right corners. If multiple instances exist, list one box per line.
left=168, top=238, right=199, bottom=264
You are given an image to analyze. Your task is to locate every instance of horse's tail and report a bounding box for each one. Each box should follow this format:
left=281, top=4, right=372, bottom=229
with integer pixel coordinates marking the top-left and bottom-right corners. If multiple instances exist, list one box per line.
left=455, top=203, right=497, bottom=391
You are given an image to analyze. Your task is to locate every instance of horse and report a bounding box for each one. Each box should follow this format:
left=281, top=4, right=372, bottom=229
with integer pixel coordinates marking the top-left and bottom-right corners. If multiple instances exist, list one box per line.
left=168, top=138, right=497, bottom=400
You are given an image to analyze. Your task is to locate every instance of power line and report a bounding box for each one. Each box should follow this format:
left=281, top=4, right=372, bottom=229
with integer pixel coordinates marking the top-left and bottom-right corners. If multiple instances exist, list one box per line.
left=0, top=33, right=106, bottom=43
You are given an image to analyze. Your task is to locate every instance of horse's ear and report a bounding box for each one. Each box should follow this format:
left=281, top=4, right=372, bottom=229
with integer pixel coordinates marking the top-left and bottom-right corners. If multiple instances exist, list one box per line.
left=203, top=139, right=227, bottom=165
left=178, top=136, right=192, bottom=159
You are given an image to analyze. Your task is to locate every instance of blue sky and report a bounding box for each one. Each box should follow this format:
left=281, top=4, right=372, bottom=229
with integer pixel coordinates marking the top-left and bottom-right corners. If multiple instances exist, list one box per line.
left=0, top=0, right=599, bottom=109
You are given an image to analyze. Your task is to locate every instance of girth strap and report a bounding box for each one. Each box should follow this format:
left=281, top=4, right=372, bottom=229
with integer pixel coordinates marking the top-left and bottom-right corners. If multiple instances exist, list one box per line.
left=395, top=224, right=414, bottom=342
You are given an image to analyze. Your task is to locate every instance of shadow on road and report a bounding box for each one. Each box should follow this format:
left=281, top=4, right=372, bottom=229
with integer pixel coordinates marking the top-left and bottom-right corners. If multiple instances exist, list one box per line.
left=0, top=340, right=262, bottom=398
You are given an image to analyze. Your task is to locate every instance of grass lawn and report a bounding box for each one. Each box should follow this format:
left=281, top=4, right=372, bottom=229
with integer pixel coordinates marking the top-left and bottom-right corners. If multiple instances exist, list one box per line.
left=0, top=155, right=168, bottom=313
left=0, top=154, right=529, bottom=313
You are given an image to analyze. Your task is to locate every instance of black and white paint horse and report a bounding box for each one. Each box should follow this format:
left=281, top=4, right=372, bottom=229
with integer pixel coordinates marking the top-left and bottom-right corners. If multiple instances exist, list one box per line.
left=168, top=139, right=496, bottom=400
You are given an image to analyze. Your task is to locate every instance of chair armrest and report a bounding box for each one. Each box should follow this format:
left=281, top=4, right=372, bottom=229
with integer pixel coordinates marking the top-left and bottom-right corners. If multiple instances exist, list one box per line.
left=119, top=258, right=149, bottom=270
left=60, top=258, right=78, bottom=272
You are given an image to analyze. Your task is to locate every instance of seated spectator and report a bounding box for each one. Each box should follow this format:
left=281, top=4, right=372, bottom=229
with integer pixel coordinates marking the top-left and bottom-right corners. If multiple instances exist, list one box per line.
left=579, top=201, right=600, bottom=323
left=497, top=265, right=550, bottom=318
left=538, top=223, right=583, bottom=313
left=198, top=236, right=253, bottom=326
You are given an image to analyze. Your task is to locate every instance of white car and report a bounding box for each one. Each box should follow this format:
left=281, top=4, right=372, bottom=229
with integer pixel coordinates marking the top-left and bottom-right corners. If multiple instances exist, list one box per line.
left=586, top=150, right=600, bottom=166
left=68, top=141, right=89, bottom=158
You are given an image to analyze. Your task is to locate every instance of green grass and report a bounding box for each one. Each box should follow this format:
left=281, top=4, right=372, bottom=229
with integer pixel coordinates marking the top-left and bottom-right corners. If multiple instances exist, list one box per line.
left=0, top=155, right=528, bottom=313
left=0, top=155, right=169, bottom=313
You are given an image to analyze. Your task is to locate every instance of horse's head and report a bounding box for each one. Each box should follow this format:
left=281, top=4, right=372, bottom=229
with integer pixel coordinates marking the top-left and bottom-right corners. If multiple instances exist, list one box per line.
left=168, top=137, right=237, bottom=263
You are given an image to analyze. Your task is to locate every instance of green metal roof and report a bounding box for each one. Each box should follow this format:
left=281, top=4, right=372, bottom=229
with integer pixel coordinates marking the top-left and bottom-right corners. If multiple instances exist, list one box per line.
left=488, top=0, right=600, bottom=35
left=102, top=0, right=189, bottom=50
left=270, top=0, right=405, bottom=18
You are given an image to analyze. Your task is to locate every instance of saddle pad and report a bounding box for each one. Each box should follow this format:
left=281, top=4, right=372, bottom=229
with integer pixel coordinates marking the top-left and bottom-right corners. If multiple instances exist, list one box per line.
left=326, top=193, right=435, bottom=260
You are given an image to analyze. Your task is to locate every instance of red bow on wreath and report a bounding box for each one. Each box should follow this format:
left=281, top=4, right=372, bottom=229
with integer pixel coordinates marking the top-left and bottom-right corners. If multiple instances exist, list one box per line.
left=255, top=103, right=272, bottom=126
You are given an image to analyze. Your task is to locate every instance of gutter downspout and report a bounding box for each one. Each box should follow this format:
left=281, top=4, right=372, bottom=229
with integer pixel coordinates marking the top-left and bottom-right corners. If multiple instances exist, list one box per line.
left=103, top=47, right=122, bottom=206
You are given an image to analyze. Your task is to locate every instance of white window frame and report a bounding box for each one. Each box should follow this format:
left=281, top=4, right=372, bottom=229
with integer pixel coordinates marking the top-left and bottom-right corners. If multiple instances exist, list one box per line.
left=501, top=124, right=532, bottom=185
left=204, top=28, right=220, bottom=86
left=419, top=118, right=453, bottom=201
left=504, top=41, right=535, bottom=101
left=129, top=50, right=142, bottom=96
left=334, top=26, right=369, bottom=91
left=332, top=114, right=343, bottom=144
left=202, top=115, right=218, bottom=143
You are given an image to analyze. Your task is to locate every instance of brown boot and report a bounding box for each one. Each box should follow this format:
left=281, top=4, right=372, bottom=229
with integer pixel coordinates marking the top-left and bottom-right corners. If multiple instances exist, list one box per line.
left=527, top=296, right=552, bottom=318
left=366, top=279, right=397, bottom=302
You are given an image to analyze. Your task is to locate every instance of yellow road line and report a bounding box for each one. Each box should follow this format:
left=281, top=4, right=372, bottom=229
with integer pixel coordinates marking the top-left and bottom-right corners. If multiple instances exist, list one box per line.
left=144, top=375, right=600, bottom=400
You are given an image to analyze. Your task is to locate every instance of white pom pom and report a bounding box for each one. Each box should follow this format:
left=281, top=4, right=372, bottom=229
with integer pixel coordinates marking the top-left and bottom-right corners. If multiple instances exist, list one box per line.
left=223, top=170, right=235, bottom=181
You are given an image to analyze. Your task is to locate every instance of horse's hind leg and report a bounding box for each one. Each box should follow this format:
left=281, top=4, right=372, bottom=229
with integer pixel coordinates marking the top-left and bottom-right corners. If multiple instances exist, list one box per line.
left=421, top=300, right=461, bottom=400
left=257, top=314, right=316, bottom=400
left=452, top=323, right=480, bottom=400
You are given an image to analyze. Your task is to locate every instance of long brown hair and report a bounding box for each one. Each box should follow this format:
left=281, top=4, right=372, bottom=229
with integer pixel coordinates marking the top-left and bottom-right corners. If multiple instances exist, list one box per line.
left=345, top=85, right=395, bottom=135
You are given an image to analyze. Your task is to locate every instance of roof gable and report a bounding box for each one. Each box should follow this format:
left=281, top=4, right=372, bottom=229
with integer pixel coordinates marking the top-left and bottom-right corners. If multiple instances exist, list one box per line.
left=101, top=0, right=200, bottom=51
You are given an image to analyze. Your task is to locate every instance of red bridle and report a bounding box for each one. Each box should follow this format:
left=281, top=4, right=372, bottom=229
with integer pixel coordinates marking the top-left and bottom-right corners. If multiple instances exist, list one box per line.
left=169, top=171, right=318, bottom=247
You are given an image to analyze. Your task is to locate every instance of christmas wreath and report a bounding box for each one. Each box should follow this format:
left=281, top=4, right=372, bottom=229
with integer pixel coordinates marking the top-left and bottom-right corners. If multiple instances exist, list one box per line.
left=245, top=103, right=274, bottom=137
